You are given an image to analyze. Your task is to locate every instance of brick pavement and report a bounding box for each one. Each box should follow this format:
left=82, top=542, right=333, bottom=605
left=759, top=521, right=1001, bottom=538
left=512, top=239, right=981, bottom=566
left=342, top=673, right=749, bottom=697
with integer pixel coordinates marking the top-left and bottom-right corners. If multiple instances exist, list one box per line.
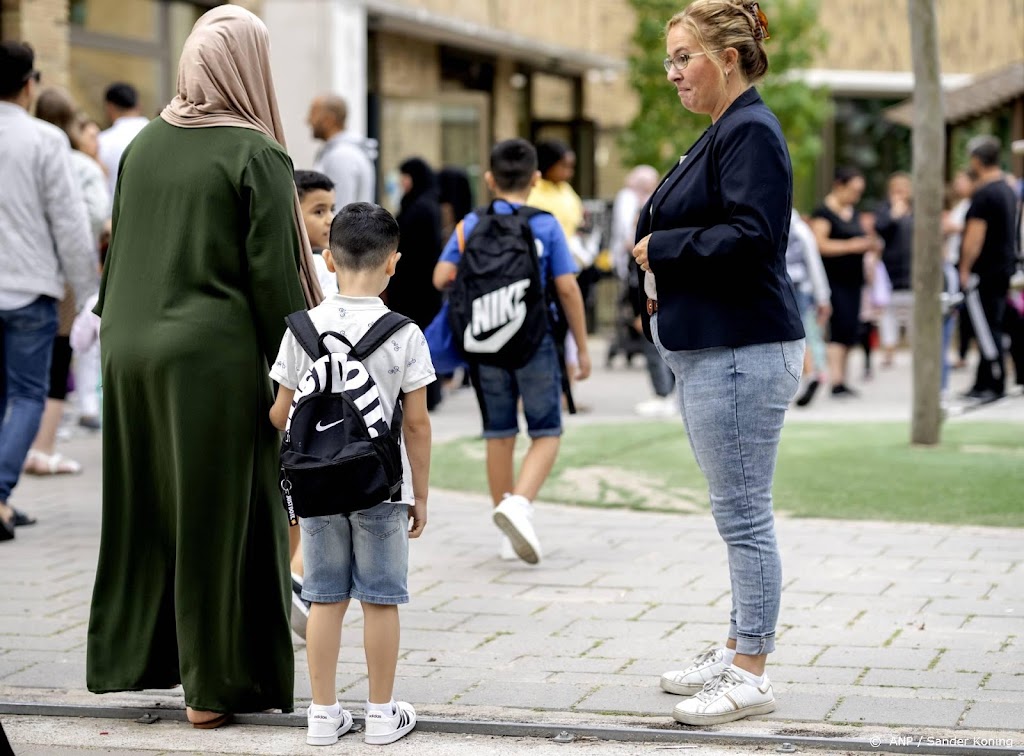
left=1, top=342, right=1022, bottom=747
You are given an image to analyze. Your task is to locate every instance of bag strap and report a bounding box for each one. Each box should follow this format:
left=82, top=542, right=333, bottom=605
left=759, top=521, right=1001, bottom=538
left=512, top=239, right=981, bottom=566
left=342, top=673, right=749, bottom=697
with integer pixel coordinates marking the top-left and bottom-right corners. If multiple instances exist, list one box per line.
left=349, top=311, right=415, bottom=362
left=285, top=311, right=324, bottom=360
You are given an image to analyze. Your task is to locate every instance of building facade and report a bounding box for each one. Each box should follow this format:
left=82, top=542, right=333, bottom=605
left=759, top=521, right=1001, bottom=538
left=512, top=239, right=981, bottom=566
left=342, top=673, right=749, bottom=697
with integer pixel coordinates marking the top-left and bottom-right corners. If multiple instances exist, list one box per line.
left=3, top=0, right=1022, bottom=207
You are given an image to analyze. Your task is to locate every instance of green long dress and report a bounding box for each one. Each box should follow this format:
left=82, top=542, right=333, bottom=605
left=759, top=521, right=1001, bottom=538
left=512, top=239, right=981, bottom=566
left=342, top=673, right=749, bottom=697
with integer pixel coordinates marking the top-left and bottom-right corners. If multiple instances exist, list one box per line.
left=86, top=119, right=306, bottom=713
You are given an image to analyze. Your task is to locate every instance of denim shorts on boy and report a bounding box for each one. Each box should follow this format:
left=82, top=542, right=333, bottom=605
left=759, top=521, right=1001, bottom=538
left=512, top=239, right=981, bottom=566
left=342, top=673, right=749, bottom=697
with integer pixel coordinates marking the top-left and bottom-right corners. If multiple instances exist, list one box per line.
left=300, top=498, right=410, bottom=605
left=473, top=332, right=562, bottom=439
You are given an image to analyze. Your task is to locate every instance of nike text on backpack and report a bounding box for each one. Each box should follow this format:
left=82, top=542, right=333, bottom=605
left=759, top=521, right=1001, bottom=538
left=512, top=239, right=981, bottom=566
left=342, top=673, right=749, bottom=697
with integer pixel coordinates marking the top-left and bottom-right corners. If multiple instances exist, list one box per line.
left=279, top=311, right=413, bottom=524
left=447, top=202, right=554, bottom=370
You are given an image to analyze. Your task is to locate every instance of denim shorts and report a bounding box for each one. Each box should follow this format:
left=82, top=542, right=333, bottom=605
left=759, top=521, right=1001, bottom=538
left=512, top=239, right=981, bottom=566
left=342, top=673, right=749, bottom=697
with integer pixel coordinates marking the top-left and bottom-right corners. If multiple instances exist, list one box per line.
left=299, top=499, right=409, bottom=605
left=472, top=333, right=562, bottom=439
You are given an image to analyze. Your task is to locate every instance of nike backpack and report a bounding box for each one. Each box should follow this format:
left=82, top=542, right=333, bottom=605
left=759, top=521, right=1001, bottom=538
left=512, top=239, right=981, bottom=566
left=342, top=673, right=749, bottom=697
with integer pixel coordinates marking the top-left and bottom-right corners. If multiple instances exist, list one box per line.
left=447, top=202, right=551, bottom=370
left=279, top=310, right=413, bottom=524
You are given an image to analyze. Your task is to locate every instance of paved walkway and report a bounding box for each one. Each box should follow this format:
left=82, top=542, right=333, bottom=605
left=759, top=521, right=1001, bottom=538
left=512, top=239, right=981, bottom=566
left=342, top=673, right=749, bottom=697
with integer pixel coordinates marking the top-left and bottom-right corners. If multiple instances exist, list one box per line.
left=1, top=342, right=1022, bottom=754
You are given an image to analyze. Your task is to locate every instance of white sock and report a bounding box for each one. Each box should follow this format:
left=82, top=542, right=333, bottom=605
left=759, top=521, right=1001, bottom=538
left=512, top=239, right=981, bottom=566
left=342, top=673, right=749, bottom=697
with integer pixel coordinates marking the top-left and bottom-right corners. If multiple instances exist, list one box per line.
left=730, top=664, right=765, bottom=686
left=310, top=701, right=341, bottom=717
left=367, top=699, right=395, bottom=716
left=723, top=647, right=736, bottom=665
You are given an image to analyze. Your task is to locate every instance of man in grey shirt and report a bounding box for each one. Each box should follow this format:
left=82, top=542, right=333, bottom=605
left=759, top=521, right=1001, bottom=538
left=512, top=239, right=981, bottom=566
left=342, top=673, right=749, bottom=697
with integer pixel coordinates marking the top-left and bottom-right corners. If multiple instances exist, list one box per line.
left=308, top=94, right=376, bottom=207
left=0, top=42, right=98, bottom=539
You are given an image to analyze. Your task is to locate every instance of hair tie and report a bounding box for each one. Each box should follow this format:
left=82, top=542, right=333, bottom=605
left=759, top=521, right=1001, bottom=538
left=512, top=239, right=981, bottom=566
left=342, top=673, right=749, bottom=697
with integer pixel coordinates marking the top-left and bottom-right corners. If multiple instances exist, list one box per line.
left=746, top=2, right=771, bottom=40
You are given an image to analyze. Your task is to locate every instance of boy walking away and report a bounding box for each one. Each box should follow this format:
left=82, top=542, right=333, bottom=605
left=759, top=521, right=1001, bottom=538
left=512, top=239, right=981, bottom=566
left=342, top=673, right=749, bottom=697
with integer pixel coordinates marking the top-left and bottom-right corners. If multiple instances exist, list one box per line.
left=432, top=139, right=590, bottom=565
left=270, top=203, right=434, bottom=746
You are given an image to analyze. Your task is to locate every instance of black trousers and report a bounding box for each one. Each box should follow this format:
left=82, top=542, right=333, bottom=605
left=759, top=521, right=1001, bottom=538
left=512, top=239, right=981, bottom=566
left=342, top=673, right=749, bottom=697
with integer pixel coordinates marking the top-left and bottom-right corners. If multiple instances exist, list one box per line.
left=969, top=277, right=1009, bottom=395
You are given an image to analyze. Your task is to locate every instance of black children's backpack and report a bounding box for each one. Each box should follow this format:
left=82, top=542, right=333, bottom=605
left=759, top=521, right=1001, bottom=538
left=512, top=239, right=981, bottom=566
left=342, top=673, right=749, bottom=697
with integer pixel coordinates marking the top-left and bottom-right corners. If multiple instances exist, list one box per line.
left=279, top=310, right=413, bottom=525
left=447, top=202, right=551, bottom=370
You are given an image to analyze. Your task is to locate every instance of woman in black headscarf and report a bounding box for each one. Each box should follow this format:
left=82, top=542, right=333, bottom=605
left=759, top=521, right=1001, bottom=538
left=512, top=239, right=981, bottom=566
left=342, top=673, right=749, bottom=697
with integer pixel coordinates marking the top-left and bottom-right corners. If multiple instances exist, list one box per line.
left=388, top=157, right=443, bottom=330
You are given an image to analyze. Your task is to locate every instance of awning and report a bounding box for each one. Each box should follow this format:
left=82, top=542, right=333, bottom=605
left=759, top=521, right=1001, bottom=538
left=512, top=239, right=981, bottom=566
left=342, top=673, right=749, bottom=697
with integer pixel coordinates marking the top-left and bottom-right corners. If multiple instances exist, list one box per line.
left=884, top=61, right=1024, bottom=127
left=364, top=0, right=625, bottom=75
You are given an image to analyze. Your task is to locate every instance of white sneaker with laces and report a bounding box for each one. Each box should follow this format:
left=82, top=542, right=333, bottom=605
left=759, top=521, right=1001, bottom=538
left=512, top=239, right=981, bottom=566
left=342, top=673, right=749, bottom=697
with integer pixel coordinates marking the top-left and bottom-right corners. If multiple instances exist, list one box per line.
left=306, top=705, right=353, bottom=746
left=364, top=700, right=417, bottom=745
left=672, top=667, right=776, bottom=725
left=660, top=647, right=728, bottom=695
left=492, top=495, right=541, bottom=564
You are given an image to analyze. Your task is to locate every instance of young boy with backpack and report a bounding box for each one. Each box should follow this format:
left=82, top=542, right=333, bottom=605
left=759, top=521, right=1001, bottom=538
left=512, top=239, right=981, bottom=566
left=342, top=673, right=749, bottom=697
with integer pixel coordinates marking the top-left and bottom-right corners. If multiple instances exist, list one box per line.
left=269, top=203, right=434, bottom=747
left=432, top=138, right=590, bottom=565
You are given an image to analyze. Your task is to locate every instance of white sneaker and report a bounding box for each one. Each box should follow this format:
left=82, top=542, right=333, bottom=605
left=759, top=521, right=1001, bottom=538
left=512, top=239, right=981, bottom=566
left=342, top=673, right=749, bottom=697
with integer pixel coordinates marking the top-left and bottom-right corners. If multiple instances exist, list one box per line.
left=499, top=535, right=517, bottom=561
left=492, top=495, right=542, bottom=564
left=660, top=647, right=728, bottom=695
left=634, top=396, right=676, bottom=418
left=364, top=700, right=417, bottom=745
left=306, top=705, right=353, bottom=746
left=672, top=667, right=776, bottom=725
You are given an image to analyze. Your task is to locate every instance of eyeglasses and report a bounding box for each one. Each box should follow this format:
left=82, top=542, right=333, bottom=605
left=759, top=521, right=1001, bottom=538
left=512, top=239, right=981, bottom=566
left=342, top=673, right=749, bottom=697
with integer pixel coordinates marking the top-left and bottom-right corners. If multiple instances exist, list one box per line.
left=24, top=70, right=41, bottom=85
left=662, top=50, right=722, bottom=74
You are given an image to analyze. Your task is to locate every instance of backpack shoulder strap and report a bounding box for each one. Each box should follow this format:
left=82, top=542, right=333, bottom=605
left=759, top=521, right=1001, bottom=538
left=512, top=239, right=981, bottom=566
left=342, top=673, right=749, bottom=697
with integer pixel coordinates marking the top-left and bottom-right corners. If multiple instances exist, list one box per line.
left=285, top=311, right=323, bottom=360
left=515, top=205, right=552, bottom=221
left=349, top=311, right=415, bottom=362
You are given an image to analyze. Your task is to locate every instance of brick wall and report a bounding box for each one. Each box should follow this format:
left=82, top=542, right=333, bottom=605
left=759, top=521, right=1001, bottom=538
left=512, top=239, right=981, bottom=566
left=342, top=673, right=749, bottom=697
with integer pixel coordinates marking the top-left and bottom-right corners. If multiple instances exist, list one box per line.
left=3, top=0, right=70, bottom=89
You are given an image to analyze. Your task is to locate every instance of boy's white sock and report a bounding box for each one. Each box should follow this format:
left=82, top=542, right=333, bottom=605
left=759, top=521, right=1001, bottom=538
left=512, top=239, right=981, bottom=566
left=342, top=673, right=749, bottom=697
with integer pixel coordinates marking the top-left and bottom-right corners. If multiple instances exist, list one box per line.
left=310, top=701, right=342, bottom=717
left=366, top=699, right=396, bottom=716
left=729, top=664, right=766, bottom=687
left=723, top=647, right=736, bottom=665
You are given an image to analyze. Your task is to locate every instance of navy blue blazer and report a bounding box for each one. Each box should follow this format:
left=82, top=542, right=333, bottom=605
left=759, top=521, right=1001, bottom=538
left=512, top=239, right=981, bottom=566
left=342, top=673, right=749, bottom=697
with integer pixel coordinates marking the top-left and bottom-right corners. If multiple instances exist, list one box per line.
left=637, top=88, right=804, bottom=352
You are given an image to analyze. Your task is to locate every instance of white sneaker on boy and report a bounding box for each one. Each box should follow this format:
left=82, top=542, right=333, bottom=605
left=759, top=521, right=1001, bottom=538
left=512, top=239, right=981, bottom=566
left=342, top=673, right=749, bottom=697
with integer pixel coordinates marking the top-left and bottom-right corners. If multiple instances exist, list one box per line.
left=364, top=700, right=417, bottom=745
left=492, top=494, right=542, bottom=564
left=660, top=647, right=729, bottom=696
left=672, top=667, right=776, bottom=725
left=306, top=704, right=353, bottom=746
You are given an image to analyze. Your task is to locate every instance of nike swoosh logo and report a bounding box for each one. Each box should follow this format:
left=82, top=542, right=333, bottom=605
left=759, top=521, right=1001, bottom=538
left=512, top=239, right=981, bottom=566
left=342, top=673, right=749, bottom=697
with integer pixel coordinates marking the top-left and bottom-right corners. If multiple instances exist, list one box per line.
left=463, top=308, right=527, bottom=353
left=315, top=419, right=344, bottom=432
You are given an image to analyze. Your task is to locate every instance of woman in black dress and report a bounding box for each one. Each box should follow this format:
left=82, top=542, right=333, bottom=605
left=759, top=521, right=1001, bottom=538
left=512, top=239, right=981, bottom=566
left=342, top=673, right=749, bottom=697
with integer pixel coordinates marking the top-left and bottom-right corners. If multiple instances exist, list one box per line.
left=809, top=167, right=878, bottom=397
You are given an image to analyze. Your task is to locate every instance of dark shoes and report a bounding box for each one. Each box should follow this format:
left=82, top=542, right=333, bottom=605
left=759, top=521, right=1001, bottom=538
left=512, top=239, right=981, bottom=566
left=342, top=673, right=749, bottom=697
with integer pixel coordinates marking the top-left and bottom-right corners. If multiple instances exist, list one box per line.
left=831, top=384, right=860, bottom=398
left=795, top=379, right=819, bottom=407
left=1, top=506, right=35, bottom=541
left=961, top=387, right=1005, bottom=404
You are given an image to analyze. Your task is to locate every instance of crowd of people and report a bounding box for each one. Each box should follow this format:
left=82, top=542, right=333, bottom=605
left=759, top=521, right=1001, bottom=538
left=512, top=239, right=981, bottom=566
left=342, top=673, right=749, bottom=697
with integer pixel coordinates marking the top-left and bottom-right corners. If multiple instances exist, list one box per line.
left=2, top=0, right=1023, bottom=749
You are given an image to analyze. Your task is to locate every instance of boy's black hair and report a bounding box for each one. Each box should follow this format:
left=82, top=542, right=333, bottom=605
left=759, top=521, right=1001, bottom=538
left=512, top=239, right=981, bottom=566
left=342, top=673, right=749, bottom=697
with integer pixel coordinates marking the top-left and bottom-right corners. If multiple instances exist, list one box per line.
left=104, top=82, right=138, bottom=110
left=0, top=42, right=35, bottom=100
left=969, top=136, right=1001, bottom=168
left=489, top=138, right=538, bottom=193
left=294, top=169, right=335, bottom=201
left=329, top=202, right=399, bottom=272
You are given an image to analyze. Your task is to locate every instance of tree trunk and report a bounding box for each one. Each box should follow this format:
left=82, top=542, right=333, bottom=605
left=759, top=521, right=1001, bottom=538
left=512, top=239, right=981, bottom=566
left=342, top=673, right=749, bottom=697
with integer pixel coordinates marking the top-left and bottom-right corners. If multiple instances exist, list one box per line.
left=908, top=0, right=945, bottom=445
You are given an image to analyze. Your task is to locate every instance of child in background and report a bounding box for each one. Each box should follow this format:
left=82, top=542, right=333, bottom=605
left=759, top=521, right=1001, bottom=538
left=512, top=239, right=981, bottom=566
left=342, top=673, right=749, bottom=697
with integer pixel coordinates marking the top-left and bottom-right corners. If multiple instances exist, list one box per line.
left=270, top=203, right=434, bottom=747
left=287, top=169, right=339, bottom=639
left=433, top=139, right=589, bottom=565
left=295, top=169, right=339, bottom=297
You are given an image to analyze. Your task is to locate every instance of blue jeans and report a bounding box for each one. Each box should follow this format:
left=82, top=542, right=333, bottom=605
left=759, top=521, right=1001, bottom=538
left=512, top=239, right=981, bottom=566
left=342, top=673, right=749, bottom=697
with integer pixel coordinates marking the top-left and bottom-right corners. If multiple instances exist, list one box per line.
left=0, top=296, right=58, bottom=502
left=472, top=333, right=562, bottom=439
left=299, top=499, right=410, bottom=605
left=653, top=315, right=803, bottom=655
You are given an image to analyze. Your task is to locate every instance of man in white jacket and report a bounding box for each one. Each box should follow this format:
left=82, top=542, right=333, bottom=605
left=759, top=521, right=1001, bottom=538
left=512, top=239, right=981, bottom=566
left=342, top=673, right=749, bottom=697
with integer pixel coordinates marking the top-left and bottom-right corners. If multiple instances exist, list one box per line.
left=0, top=42, right=98, bottom=539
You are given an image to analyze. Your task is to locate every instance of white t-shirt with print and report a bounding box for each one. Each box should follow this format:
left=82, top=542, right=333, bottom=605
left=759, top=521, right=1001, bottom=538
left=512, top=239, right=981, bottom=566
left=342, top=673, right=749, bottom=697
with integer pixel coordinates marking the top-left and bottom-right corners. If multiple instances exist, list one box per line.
left=269, top=294, right=435, bottom=502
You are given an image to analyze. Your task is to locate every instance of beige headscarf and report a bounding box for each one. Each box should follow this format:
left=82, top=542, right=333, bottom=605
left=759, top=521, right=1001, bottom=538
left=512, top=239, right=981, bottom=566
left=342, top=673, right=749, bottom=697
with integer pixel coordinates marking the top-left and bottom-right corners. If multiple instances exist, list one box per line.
left=161, top=5, right=322, bottom=307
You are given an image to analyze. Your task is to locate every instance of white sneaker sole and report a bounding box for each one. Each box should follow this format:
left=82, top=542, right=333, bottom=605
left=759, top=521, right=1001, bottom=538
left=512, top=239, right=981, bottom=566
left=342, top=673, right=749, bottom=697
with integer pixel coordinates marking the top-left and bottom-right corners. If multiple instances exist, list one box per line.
left=364, top=719, right=416, bottom=745
left=492, top=510, right=540, bottom=564
left=660, top=675, right=705, bottom=696
left=672, top=698, right=776, bottom=725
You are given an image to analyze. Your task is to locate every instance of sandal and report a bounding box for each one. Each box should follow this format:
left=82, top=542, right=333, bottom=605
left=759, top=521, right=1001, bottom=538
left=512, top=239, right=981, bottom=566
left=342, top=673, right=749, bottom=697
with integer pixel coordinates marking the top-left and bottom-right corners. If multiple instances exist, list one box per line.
left=23, top=450, right=82, bottom=476
left=0, top=507, right=14, bottom=542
